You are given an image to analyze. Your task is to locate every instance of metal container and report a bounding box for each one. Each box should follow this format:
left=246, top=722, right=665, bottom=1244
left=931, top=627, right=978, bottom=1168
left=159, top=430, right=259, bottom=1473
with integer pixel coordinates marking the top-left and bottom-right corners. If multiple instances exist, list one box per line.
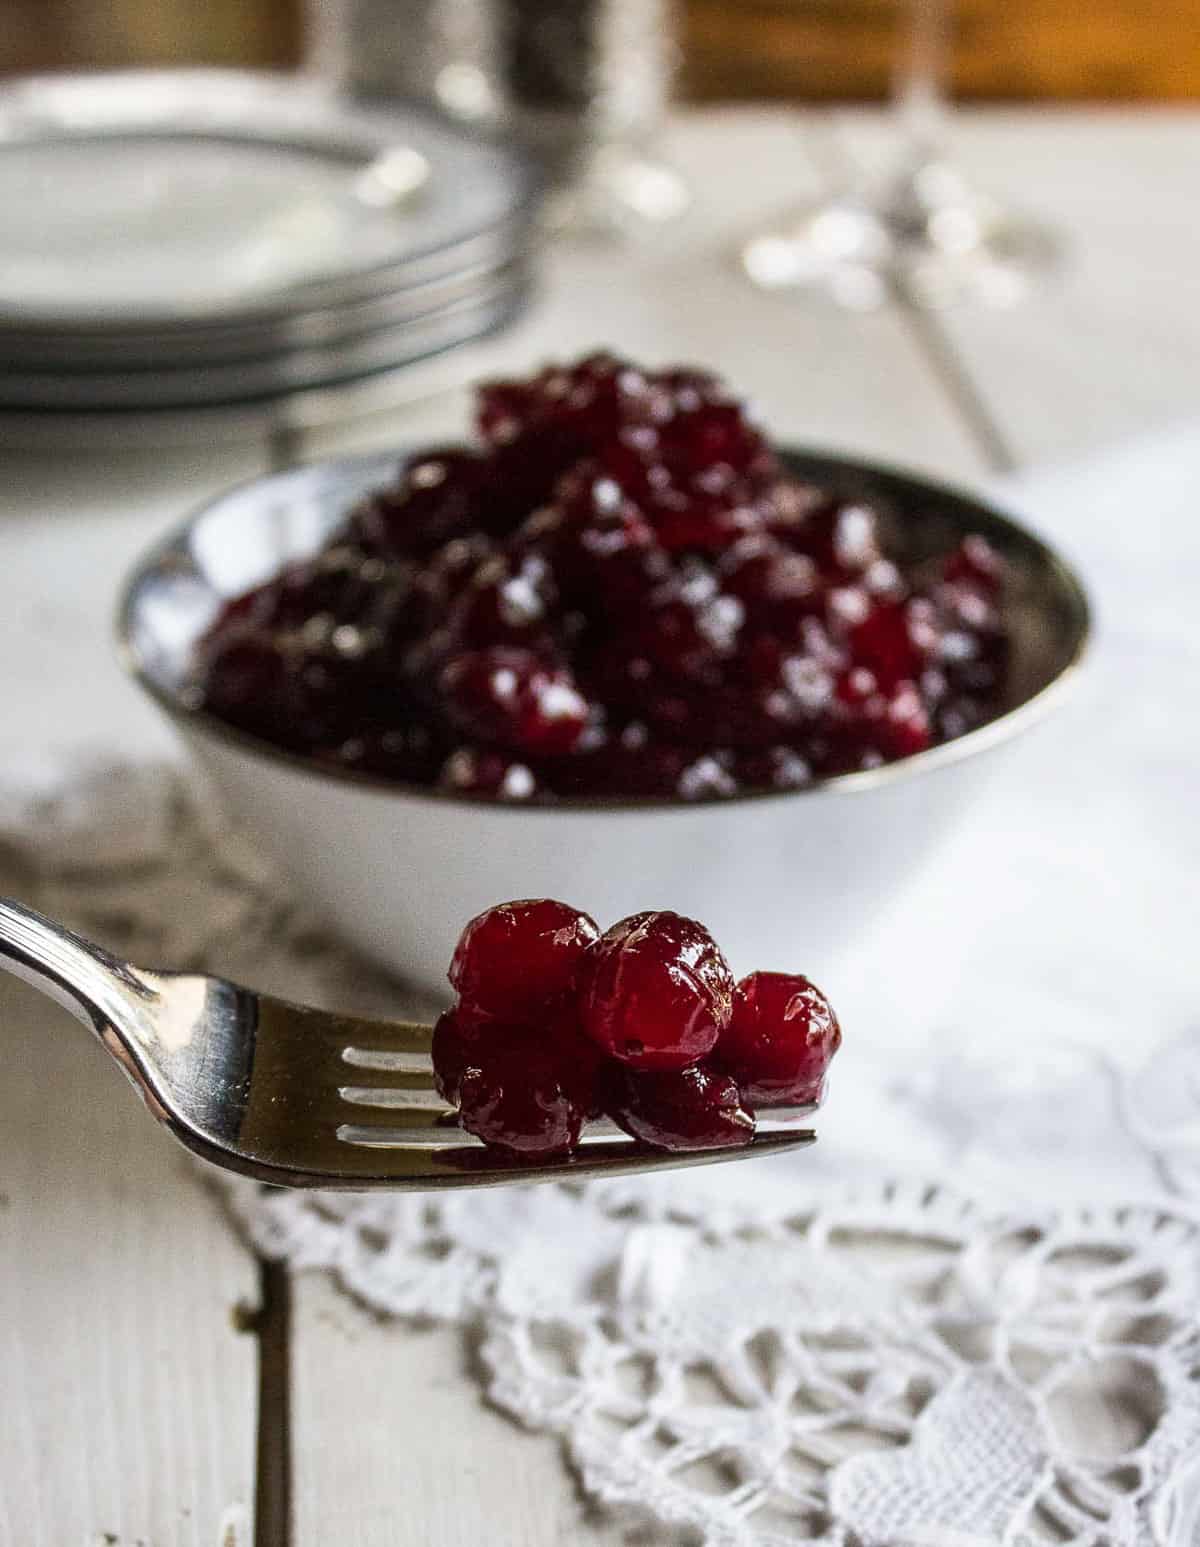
left=306, top=0, right=687, bottom=228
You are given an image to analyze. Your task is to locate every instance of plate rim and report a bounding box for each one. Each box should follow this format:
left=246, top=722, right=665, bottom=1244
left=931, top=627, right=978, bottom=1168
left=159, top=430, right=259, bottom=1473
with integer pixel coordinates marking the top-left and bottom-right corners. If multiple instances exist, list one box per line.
left=0, top=68, right=541, bottom=331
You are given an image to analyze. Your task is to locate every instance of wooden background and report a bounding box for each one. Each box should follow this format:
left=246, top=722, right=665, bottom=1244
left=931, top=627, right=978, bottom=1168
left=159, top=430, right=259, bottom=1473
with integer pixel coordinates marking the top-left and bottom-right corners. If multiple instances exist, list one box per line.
left=1, top=0, right=1197, bottom=100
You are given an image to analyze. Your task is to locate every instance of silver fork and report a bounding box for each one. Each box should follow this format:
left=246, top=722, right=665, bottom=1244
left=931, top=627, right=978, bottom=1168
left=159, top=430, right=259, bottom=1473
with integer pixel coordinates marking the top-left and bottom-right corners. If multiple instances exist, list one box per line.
left=0, top=897, right=816, bottom=1189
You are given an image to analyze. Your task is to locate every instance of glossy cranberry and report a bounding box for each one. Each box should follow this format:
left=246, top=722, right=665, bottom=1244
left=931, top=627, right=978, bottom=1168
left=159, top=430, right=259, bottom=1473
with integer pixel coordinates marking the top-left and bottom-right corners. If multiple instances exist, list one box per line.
left=604, top=1064, right=754, bottom=1151
left=268, top=546, right=399, bottom=631
left=665, top=402, right=764, bottom=473
left=719, top=536, right=819, bottom=622
left=456, top=1031, right=587, bottom=1158
left=406, top=534, right=497, bottom=635
left=353, top=448, right=484, bottom=556
left=591, top=439, right=670, bottom=503
left=943, top=534, right=1004, bottom=595
left=550, top=735, right=690, bottom=799
left=449, top=898, right=600, bottom=1021
left=734, top=745, right=812, bottom=791
left=327, top=724, right=444, bottom=783
left=847, top=600, right=924, bottom=690
left=432, top=1006, right=476, bottom=1104
left=571, top=517, right=668, bottom=611
left=578, top=910, right=734, bottom=1070
left=447, top=554, right=557, bottom=649
left=715, top=971, right=841, bottom=1106
left=661, top=364, right=721, bottom=407
left=485, top=431, right=592, bottom=529
left=553, top=460, right=640, bottom=524
left=789, top=499, right=881, bottom=576
left=636, top=591, right=743, bottom=684
left=651, top=488, right=762, bottom=554
left=477, top=381, right=538, bottom=444
left=285, top=651, right=377, bottom=746
left=675, top=754, right=739, bottom=799
left=439, top=647, right=588, bottom=755
left=880, top=681, right=932, bottom=759
left=199, top=632, right=291, bottom=737
left=761, top=479, right=832, bottom=544
left=194, top=353, right=1010, bottom=800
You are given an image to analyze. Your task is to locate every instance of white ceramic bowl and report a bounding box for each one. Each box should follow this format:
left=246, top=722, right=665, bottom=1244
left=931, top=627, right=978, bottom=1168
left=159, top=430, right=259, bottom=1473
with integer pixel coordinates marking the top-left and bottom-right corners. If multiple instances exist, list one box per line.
left=117, top=448, right=1089, bottom=997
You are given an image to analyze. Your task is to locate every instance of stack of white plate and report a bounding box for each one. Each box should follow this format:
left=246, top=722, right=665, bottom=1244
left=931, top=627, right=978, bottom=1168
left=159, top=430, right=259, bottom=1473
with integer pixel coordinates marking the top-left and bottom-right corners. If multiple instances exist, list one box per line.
left=0, top=71, right=540, bottom=441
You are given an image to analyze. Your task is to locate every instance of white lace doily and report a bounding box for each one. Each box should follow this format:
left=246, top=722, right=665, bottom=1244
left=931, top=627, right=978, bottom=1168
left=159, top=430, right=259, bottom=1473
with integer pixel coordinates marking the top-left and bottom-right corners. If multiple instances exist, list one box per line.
left=3, top=753, right=1200, bottom=1547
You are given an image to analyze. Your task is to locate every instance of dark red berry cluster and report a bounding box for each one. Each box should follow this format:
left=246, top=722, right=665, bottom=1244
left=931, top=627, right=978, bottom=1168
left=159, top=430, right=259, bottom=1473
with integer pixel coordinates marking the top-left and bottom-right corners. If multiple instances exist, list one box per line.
left=194, top=352, right=1009, bottom=801
left=433, top=898, right=841, bottom=1157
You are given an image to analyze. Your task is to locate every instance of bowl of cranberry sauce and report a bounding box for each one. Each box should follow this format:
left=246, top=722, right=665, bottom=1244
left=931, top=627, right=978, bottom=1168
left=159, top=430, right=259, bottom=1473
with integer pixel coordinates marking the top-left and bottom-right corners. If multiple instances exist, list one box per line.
left=118, top=353, right=1089, bottom=994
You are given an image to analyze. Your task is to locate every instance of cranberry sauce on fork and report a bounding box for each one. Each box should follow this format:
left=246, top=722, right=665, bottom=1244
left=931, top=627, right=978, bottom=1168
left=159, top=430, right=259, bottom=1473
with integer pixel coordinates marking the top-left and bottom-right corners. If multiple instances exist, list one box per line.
left=193, top=352, right=1011, bottom=800
left=433, top=897, right=839, bottom=1158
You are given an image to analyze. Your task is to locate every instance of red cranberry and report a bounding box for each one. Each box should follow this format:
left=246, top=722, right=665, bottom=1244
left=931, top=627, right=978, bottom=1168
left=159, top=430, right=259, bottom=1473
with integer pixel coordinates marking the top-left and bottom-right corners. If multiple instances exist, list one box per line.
left=719, top=536, right=819, bottom=622
left=199, top=632, right=291, bottom=738
left=456, top=1030, right=587, bottom=1158
left=438, top=747, right=538, bottom=800
left=285, top=650, right=379, bottom=746
left=439, top=647, right=589, bottom=755
left=847, top=600, right=924, bottom=690
left=591, top=439, right=671, bottom=503
left=193, top=353, right=1010, bottom=800
left=651, top=487, right=763, bottom=554
left=665, top=402, right=764, bottom=474
left=943, top=534, right=1004, bottom=595
left=553, top=460, right=641, bottom=524
left=449, top=898, right=600, bottom=1022
left=572, top=518, right=669, bottom=611
left=715, top=971, right=841, bottom=1106
left=477, top=380, right=538, bottom=444
left=578, top=910, right=734, bottom=1070
left=269, top=546, right=399, bottom=631
left=328, top=724, right=443, bottom=784
left=447, top=553, right=557, bottom=650
left=675, top=754, right=738, bottom=799
left=880, top=681, right=932, bottom=759
left=432, top=1006, right=476, bottom=1104
left=761, top=479, right=833, bottom=544
left=789, top=500, right=881, bottom=576
left=353, top=448, right=484, bottom=556
left=551, top=734, right=690, bottom=799
left=604, top=1064, right=754, bottom=1151
left=734, top=745, right=812, bottom=791
left=410, top=534, right=497, bottom=627
left=635, top=590, right=743, bottom=684
left=661, top=364, right=721, bottom=407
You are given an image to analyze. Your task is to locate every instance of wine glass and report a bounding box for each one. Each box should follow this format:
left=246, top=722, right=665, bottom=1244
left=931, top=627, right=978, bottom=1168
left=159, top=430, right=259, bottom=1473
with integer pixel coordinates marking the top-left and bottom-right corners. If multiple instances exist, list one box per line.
left=740, top=0, right=1061, bottom=308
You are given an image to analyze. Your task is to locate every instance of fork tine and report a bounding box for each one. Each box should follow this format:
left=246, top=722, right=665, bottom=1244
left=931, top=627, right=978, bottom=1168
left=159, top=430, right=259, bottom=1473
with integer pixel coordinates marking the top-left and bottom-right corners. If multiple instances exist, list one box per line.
left=559, top=1128, right=817, bottom=1178
left=337, top=1062, right=438, bottom=1095
left=339, top=1083, right=447, bottom=1110
left=339, top=1122, right=477, bottom=1149
left=372, top=1127, right=819, bottom=1186
left=340, top=1046, right=434, bottom=1073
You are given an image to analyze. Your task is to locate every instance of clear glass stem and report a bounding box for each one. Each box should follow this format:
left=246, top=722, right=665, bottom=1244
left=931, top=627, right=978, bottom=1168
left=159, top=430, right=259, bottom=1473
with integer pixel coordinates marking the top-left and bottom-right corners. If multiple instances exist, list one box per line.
left=893, top=0, right=951, bottom=168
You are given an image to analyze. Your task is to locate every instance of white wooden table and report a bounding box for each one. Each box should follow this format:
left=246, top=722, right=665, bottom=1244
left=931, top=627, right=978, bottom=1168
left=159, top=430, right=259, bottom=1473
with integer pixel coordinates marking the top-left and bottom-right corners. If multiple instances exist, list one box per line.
left=1, top=108, right=1198, bottom=1547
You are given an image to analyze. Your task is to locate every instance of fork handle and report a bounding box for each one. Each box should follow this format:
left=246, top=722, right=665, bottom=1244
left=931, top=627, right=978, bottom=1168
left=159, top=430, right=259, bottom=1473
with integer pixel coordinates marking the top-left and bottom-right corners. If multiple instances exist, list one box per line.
left=0, top=896, right=153, bottom=1039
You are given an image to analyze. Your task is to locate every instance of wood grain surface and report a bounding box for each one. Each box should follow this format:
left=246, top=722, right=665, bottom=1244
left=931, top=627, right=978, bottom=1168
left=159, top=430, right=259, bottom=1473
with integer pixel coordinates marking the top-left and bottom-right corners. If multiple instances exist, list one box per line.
left=1, top=0, right=1197, bottom=102
left=0, top=978, right=259, bottom=1547
left=0, top=106, right=1197, bottom=1545
left=682, top=0, right=1200, bottom=102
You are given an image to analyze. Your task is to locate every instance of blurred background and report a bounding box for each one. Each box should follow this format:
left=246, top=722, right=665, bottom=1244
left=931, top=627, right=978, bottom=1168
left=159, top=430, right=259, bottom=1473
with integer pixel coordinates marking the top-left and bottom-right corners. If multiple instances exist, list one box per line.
left=5, top=0, right=1197, bottom=101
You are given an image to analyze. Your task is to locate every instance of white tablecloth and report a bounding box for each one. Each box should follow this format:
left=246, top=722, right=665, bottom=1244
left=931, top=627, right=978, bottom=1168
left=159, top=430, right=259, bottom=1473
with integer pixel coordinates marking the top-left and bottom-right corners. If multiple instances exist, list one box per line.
left=5, top=422, right=1198, bottom=1547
